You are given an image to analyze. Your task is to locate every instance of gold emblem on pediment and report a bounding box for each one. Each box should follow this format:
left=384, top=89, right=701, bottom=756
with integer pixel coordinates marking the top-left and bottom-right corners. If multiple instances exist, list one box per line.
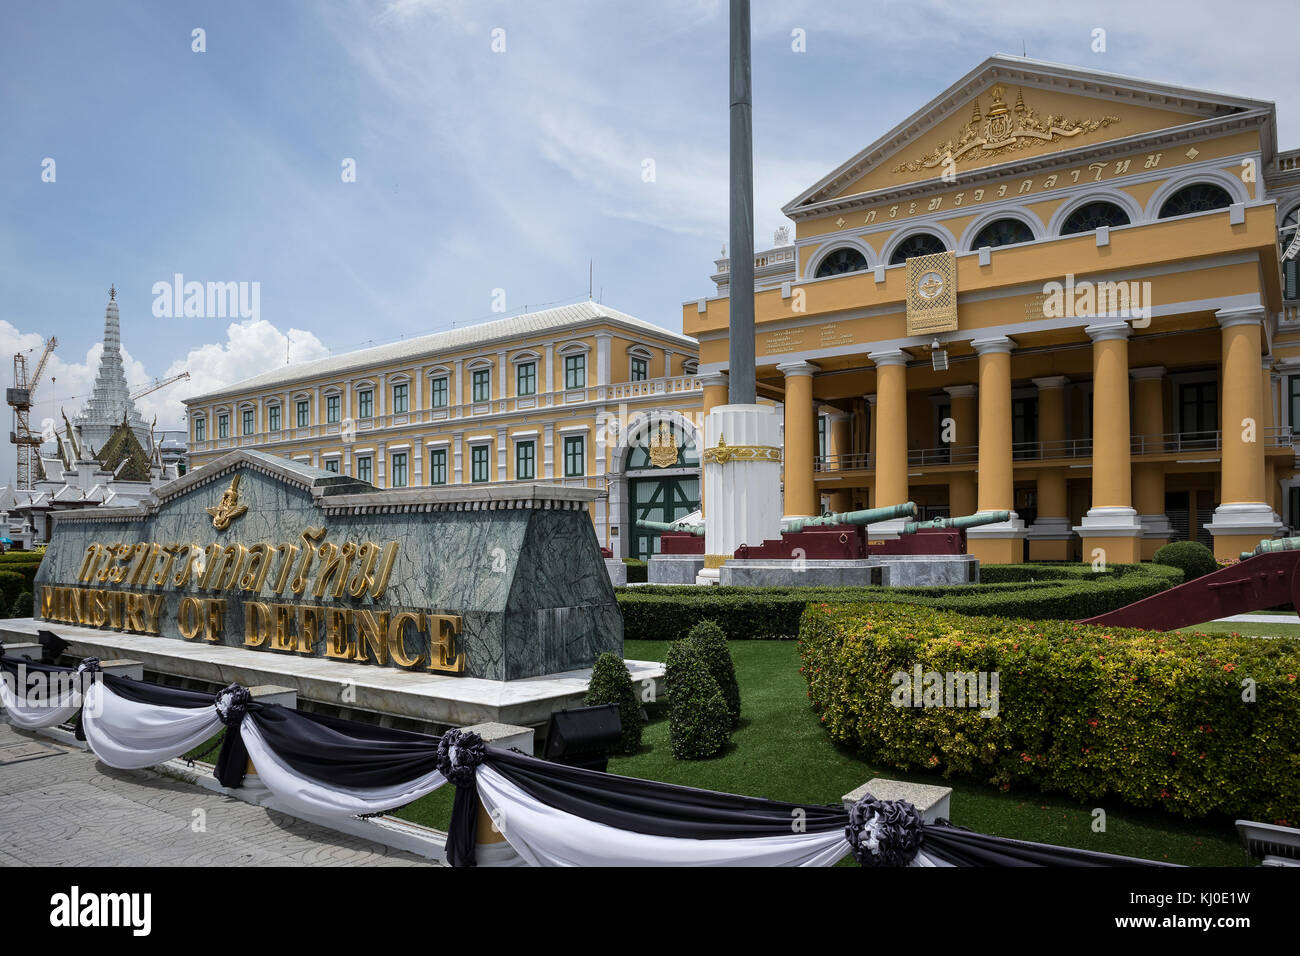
left=648, top=422, right=680, bottom=468
left=893, top=85, right=1120, bottom=173
left=206, top=474, right=249, bottom=531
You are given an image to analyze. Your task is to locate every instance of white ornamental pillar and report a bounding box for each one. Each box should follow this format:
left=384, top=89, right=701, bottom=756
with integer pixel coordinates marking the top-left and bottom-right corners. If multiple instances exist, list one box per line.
left=697, top=404, right=783, bottom=585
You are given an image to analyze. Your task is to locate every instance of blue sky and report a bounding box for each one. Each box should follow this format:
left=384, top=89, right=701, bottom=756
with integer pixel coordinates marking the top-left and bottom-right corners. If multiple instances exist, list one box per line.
left=1, top=0, right=1295, bottom=481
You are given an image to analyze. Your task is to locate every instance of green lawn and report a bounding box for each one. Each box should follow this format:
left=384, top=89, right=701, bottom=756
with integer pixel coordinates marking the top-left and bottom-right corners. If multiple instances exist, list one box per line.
left=1178, top=620, right=1300, bottom=638
left=396, top=639, right=1253, bottom=866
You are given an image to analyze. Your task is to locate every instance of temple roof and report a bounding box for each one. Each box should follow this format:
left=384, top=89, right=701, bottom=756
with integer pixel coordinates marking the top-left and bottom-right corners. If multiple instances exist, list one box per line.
left=94, top=414, right=153, bottom=483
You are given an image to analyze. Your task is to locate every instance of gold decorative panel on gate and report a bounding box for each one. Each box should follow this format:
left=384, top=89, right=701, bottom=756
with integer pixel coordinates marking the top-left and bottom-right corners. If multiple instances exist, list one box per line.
left=905, top=250, right=958, bottom=335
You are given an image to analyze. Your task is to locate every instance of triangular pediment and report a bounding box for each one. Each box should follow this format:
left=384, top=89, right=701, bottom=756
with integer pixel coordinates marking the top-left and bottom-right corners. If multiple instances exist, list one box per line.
left=785, top=55, right=1274, bottom=215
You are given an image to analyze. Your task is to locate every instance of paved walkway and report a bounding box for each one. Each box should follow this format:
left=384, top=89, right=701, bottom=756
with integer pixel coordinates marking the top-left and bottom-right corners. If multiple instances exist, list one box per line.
left=1213, top=613, right=1300, bottom=624
left=0, top=722, right=429, bottom=866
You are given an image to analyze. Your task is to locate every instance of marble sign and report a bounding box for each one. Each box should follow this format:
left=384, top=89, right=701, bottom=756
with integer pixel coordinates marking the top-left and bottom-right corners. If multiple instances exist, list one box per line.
left=35, top=450, right=622, bottom=681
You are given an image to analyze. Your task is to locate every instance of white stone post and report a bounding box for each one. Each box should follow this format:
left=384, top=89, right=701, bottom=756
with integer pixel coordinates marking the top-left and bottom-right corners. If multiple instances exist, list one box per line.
left=697, top=404, right=783, bottom=585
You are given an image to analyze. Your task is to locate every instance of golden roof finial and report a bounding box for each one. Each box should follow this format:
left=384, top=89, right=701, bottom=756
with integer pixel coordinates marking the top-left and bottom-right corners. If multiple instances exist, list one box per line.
left=1014, top=87, right=1026, bottom=113
left=987, top=85, right=1008, bottom=117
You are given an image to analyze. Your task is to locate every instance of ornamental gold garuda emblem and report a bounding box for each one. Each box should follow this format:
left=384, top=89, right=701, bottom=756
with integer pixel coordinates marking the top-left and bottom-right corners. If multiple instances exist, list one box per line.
left=892, top=85, right=1119, bottom=173
left=648, top=422, right=679, bottom=468
left=206, top=474, right=249, bottom=531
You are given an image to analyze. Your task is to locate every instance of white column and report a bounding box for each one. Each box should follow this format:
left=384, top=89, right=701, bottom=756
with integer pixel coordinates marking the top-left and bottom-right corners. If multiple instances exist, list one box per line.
left=698, top=404, right=784, bottom=585
left=543, top=424, right=555, bottom=478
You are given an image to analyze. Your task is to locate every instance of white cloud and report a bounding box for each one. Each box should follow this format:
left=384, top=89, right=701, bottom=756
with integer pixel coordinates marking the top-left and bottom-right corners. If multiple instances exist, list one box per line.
left=137, top=320, right=331, bottom=427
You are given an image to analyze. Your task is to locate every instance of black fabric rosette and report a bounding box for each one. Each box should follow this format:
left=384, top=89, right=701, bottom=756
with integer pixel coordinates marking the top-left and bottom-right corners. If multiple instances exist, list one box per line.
left=213, top=683, right=253, bottom=727
left=845, top=793, right=923, bottom=867
left=436, top=728, right=486, bottom=787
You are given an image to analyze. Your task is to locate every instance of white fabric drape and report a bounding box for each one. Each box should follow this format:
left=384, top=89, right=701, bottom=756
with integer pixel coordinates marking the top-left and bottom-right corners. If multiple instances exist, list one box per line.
left=240, top=719, right=447, bottom=817
left=0, top=669, right=86, bottom=729
left=475, top=765, right=852, bottom=867
left=81, top=681, right=222, bottom=769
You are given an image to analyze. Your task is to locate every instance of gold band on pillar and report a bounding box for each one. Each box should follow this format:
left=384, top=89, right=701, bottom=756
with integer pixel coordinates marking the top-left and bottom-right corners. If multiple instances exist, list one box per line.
left=778, top=362, right=819, bottom=518
left=868, top=351, right=908, bottom=508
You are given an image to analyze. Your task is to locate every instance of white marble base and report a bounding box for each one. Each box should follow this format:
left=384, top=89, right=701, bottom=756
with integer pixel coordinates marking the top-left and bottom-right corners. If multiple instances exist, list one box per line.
left=0, top=618, right=663, bottom=730
left=1072, top=505, right=1143, bottom=537
left=964, top=510, right=1026, bottom=541
left=1205, top=502, right=1284, bottom=540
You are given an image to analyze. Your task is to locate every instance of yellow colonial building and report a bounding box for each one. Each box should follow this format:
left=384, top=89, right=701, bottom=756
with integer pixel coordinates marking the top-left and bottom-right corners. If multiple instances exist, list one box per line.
left=184, top=302, right=704, bottom=560
left=686, top=55, right=1300, bottom=563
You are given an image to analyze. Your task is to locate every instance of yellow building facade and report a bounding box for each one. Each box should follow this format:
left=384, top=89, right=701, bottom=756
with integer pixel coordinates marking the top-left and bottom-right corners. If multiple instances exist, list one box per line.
left=184, top=302, right=704, bottom=559
left=685, top=56, right=1300, bottom=563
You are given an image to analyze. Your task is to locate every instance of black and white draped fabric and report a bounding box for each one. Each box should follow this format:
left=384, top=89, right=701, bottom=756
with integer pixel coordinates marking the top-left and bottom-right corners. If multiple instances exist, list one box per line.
left=82, top=675, right=223, bottom=770
left=0, top=652, right=1180, bottom=868
left=0, top=651, right=98, bottom=730
left=237, top=706, right=447, bottom=818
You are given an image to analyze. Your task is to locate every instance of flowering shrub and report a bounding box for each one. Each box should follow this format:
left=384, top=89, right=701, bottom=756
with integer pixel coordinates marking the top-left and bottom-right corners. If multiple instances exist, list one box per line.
left=799, top=602, right=1300, bottom=822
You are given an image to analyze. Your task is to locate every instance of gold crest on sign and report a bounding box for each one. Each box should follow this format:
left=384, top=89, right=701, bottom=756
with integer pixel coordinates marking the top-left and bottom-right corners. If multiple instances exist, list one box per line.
left=648, top=422, right=679, bottom=468
left=206, top=474, right=249, bottom=531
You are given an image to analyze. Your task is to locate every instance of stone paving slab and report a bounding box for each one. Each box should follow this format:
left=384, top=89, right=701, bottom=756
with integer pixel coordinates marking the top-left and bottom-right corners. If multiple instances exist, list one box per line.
left=0, top=722, right=430, bottom=867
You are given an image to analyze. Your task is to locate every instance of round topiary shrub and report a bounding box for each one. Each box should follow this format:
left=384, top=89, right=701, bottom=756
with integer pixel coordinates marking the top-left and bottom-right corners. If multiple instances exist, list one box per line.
left=10, top=591, right=33, bottom=619
left=687, top=619, right=741, bottom=728
left=666, top=641, right=731, bottom=760
left=1153, top=540, right=1218, bottom=582
left=584, top=652, right=642, bottom=754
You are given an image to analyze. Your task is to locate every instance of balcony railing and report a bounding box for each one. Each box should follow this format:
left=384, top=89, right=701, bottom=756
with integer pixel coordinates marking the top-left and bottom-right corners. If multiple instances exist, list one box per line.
left=813, top=426, right=1294, bottom=473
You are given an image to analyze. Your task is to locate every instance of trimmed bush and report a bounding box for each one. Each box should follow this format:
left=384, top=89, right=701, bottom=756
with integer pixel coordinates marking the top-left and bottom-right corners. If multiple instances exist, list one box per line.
left=1153, top=541, right=1218, bottom=582
left=622, top=559, right=648, bottom=584
left=687, top=620, right=741, bottom=728
left=666, top=641, right=732, bottom=759
left=799, top=602, right=1300, bottom=822
left=616, top=563, right=1183, bottom=642
left=0, top=571, right=25, bottom=611
left=10, top=591, right=33, bottom=619
left=584, top=652, right=642, bottom=754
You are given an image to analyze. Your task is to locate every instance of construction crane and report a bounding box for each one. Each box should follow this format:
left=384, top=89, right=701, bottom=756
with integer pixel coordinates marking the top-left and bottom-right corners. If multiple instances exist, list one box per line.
left=131, top=371, right=190, bottom=401
left=8, top=336, right=57, bottom=490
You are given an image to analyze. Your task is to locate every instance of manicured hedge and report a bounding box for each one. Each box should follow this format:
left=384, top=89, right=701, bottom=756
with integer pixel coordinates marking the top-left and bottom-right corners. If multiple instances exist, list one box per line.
left=616, top=563, right=1183, bottom=642
left=1153, top=540, right=1218, bottom=582
left=0, top=555, right=41, bottom=593
left=799, top=602, right=1300, bottom=822
left=622, top=559, right=648, bottom=584
left=584, top=652, right=642, bottom=754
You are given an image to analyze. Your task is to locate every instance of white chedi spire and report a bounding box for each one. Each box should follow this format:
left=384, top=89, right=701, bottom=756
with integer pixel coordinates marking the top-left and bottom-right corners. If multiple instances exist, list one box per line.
left=73, top=285, right=151, bottom=455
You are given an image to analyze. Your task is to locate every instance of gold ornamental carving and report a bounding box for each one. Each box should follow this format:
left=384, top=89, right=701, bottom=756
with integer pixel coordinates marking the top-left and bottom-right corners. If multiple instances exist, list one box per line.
left=893, top=85, right=1120, bottom=173
left=906, top=250, right=958, bottom=335
left=206, top=474, right=249, bottom=531
left=648, top=422, right=679, bottom=468
left=702, top=433, right=782, bottom=466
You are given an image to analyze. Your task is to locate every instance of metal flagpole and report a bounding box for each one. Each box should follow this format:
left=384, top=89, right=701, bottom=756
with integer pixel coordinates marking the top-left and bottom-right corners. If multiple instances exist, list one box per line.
left=728, top=0, right=756, bottom=405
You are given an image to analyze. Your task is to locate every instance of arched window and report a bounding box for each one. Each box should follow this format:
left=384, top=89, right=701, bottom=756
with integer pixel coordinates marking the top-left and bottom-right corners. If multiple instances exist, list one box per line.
left=814, top=247, right=869, bottom=278
left=1060, top=201, right=1131, bottom=235
left=1282, top=206, right=1300, bottom=301
left=889, top=233, right=946, bottom=265
left=1158, top=183, right=1233, bottom=219
left=970, top=218, right=1034, bottom=250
